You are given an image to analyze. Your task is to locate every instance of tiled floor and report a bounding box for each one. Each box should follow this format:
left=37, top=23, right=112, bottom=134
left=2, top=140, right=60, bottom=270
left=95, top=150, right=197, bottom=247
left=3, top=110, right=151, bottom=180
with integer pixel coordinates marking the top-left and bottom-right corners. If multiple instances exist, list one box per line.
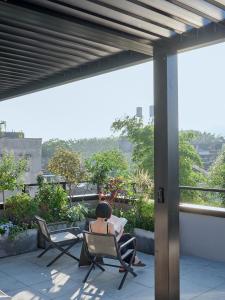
left=1, top=243, right=225, bottom=299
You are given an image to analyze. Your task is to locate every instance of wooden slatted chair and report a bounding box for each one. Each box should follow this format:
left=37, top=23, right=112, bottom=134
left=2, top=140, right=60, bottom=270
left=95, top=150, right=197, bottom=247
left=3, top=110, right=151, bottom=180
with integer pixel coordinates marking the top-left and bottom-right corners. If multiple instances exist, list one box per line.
left=35, top=216, right=81, bottom=267
left=82, top=231, right=137, bottom=290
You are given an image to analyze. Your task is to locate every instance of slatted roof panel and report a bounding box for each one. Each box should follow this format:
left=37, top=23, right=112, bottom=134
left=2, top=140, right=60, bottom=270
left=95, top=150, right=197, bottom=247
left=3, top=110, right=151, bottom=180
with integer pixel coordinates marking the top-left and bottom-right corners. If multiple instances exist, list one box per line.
left=0, top=0, right=225, bottom=101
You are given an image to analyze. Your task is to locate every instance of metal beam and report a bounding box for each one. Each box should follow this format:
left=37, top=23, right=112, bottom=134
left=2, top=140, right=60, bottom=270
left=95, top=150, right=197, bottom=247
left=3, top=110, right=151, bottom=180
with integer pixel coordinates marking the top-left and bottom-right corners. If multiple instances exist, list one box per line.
left=155, top=20, right=225, bottom=53
left=0, top=1, right=153, bottom=56
left=154, top=48, right=179, bottom=300
left=0, top=51, right=151, bottom=101
left=170, top=0, right=225, bottom=22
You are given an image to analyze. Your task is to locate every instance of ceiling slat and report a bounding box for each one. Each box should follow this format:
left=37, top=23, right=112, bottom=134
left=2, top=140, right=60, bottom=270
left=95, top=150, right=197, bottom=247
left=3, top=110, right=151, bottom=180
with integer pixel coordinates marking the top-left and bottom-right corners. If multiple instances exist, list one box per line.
left=0, top=23, right=101, bottom=61
left=137, top=0, right=207, bottom=27
left=23, top=0, right=159, bottom=41
left=0, top=79, right=25, bottom=87
left=0, top=72, right=35, bottom=82
left=97, top=0, right=189, bottom=33
left=0, top=49, right=74, bottom=70
left=0, top=59, right=58, bottom=75
left=0, top=54, right=60, bottom=72
left=0, top=32, right=88, bottom=64
left=170, top=0, right=225, bottom=22
left=0, top=68, right=37, bottom=80
left=0, top=17, right=113, bottom=57
left=0, top=40, right=85, bottom=66
left=51, top=0, right=172, bottom=37
left=206, top=0, right=225, bottom=9
left=0, top=2, right=153, bottom=55
left=0, top=64, right=50, bottom=77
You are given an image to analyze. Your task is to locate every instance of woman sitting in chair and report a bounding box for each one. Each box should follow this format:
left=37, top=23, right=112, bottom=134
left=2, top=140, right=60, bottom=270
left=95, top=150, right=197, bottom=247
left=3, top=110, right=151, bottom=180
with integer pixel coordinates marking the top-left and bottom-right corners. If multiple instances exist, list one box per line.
left=89, top=201, right=145, bottom=271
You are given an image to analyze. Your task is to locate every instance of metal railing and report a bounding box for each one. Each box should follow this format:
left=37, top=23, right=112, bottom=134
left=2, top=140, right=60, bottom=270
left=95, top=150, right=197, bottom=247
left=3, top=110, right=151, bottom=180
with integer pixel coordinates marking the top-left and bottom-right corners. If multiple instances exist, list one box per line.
left=179, top=186, right=225, bottom=193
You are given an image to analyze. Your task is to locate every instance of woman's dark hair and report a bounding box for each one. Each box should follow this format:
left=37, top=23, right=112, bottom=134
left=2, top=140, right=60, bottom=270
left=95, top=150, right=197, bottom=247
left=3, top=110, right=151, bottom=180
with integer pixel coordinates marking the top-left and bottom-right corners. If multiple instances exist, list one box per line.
left=95, top=201, right=112, bottom=220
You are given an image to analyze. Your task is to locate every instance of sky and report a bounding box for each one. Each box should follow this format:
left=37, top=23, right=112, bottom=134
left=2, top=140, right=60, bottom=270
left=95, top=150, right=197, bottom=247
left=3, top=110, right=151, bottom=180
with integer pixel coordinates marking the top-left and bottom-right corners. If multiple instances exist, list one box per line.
left=0, top=41, right=225, bottom=141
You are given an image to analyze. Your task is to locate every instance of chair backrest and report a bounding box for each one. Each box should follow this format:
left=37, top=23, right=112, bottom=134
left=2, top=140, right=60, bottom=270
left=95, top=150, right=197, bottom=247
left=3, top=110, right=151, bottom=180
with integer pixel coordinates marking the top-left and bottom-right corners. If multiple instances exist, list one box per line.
left=83, top=231, right=118, bottom=258
left=35, top=216, right=50, bottom=240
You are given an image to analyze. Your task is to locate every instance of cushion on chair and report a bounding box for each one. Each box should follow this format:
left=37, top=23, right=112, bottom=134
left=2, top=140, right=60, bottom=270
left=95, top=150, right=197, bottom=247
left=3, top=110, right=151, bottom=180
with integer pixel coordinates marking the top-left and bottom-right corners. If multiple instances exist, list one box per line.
left=50, top=231, right=77, bottom=243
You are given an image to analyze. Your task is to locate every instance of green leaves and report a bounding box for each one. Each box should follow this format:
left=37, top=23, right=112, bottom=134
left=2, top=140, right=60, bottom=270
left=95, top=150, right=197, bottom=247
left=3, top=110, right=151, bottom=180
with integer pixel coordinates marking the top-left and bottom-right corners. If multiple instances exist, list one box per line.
left=4, top=193, right=38, bottom=226
left=48, top=148, right=85, bottom=185
left=208, top=148, right=225, bottom=203
left=112, top=117, right=154, bottom=176
left=0, top=151, right=27, bottom=192
left=85, top=150, right=128, bottom=187
left=112, top=116, right=206, bottom=201
left=35, top=183, right=68, bottom=222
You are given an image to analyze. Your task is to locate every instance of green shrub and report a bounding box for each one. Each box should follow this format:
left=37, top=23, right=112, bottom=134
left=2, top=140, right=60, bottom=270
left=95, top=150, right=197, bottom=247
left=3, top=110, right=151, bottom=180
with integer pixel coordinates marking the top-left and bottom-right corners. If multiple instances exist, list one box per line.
left=66, top=203, right=88, bottom=222
left=86, top=208, right=96, bottom=219
left=4, top=193, right=38, bottom=227
left=118, top=198, right=154, bottom=232
left=135, top=198, right=154, bottom=232
left=35, top=183, right=68, bottom=222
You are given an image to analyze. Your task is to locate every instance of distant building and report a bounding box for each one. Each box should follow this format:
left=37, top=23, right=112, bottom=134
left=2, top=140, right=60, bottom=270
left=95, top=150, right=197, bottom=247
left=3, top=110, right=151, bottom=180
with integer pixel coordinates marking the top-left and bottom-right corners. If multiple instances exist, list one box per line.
left=149, top=105, right=154, bottom=124
left=136, top=107, right=143, bottom=118
left=192, top=139, right=225, bottom=170
left=0, top=133, right=42, bottom=184
left=0, top=132, right=42, bottom=203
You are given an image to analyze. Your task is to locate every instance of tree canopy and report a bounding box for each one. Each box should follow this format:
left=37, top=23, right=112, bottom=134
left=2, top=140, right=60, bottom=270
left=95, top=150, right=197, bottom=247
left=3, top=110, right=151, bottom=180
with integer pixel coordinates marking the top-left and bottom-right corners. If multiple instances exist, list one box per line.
left=48, top=148, right=85, bottom=185
left=208, top=147, right=225, bottom=202
left=85, top=150, right=128, bottom=189
left=112, top=116, right=205, bottom=187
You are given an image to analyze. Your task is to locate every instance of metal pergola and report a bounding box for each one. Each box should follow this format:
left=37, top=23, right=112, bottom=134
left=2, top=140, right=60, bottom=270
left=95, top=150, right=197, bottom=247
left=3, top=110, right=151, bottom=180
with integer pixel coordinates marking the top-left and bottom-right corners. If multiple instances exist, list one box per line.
left=0, top=1, right=225, bottom=299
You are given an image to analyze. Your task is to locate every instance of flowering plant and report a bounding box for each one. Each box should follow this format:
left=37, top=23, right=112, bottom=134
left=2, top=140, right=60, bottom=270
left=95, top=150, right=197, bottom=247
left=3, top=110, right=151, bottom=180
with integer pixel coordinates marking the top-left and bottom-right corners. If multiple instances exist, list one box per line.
left=0, top=221, right=14, bottom=236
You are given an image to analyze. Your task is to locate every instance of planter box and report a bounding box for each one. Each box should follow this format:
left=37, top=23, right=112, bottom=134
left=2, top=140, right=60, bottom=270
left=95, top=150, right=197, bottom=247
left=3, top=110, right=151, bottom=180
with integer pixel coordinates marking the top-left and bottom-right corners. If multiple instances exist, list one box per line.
left=0, top=229, right=38, bottom=258
left=134, top=228, right=154, bottom=255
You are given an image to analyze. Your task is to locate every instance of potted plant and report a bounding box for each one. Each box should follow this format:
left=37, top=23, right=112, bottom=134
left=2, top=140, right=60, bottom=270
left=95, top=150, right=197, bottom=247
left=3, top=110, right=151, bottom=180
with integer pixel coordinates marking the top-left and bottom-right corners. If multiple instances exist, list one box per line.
left=34, top=178, right=71, bottom=248
left=66, top=202, right=88, bottom=230
left=0, top=193, right=38, bottom=258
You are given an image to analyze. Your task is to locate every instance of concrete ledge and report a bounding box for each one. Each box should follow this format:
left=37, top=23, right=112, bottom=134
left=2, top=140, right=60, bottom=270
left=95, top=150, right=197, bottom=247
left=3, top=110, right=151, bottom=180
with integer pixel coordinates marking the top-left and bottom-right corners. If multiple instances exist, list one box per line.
left=0, top=229, right=37, bottom=258
left=180, top=203, right=225, bottom=218
left=134, top=228, right=154, bottom=255
left=180, top=211, right=225, bottom=262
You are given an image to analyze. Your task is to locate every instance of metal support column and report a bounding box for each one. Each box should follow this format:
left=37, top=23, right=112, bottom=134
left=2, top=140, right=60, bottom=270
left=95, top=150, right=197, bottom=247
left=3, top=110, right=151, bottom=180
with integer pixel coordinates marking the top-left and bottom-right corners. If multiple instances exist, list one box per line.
left=154, top=48, right=180, bottom=300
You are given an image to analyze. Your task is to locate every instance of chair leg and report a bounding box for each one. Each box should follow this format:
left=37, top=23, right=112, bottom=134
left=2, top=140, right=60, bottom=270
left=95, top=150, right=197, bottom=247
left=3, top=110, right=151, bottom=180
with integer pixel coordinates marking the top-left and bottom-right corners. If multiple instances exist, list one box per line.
left=95, top=262, right=105, bottom=272
left=46, top=242, right=79, bottom=267
left=83, top=263, right=95, bottom=283
left=118, top=271, right=129, bottom=290
left=37, top=245, right=51, bottom=258
left=118, top=250, right=137, bottom=289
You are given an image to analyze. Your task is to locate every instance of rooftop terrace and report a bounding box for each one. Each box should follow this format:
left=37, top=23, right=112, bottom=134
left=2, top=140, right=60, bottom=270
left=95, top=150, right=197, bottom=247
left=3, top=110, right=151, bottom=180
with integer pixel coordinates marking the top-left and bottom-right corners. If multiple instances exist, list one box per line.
left=1, top=243, right=225, bottom=300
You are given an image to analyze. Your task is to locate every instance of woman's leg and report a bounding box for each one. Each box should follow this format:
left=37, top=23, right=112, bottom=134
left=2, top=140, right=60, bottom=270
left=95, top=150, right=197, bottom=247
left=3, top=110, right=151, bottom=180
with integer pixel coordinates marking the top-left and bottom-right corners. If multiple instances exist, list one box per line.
left=118, top=233, right=135, bottom=264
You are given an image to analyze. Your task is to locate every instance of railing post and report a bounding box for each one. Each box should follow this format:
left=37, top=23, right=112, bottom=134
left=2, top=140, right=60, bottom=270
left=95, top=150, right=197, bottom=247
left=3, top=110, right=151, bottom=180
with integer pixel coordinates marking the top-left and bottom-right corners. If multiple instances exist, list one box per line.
left=154, top=47, right=180, bottom=300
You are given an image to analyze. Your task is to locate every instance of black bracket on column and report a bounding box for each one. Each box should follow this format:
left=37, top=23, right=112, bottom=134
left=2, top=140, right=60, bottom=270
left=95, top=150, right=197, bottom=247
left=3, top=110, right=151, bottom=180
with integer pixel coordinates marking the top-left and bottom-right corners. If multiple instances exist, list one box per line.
left=157, top=187, right=165, bottom=203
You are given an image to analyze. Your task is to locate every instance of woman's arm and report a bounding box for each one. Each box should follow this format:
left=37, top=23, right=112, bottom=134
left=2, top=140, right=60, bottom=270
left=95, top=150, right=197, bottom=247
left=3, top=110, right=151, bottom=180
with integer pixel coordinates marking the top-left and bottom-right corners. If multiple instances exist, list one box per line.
left=108, top=222, right=123, bottom=241
left=115, top=227, right=124, bottom=241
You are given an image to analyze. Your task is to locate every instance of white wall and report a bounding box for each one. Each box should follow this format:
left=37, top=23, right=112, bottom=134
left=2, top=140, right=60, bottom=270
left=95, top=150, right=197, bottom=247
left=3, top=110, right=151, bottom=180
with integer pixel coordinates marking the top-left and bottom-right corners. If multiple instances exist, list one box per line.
left=180, top=211, right=225, bottom=262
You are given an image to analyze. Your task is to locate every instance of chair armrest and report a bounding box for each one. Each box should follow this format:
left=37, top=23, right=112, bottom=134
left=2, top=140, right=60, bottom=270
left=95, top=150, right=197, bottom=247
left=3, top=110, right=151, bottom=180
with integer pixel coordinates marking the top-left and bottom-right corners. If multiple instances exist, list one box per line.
left=119, top=237, right=136, bottom=250
left=47, top=221, right=67, bottom=226
left=49, top=227, right=81, bottom=235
